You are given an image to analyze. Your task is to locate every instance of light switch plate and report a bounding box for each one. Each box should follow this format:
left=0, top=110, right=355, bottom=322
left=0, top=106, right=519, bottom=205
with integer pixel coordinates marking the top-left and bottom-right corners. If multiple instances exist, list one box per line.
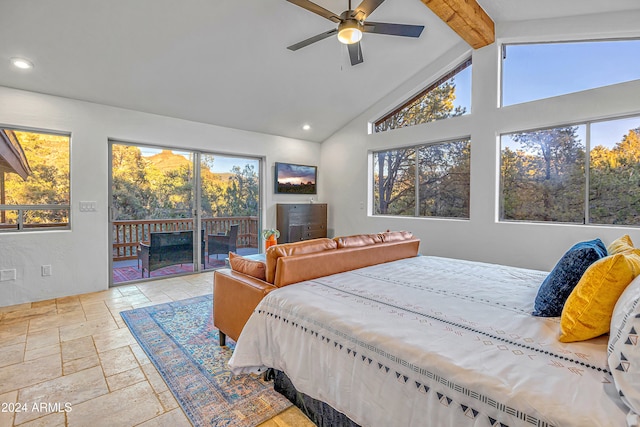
left=79, top=201, right=97, bottom=212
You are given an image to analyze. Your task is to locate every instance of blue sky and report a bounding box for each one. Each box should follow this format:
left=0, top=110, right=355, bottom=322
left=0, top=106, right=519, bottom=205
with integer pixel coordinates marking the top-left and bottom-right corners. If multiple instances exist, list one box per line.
left=451, top=66, right=472, bottom=114
left=499, top=39, right=640, bottom=149
left=204, top=156, right=258, bottom=174
left=503, top=40, right=640, bottom=107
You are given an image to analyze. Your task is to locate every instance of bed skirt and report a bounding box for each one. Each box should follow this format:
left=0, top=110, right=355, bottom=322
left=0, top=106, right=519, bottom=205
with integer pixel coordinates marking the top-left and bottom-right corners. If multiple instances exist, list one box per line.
left=272, top=369, right=361, bottom=427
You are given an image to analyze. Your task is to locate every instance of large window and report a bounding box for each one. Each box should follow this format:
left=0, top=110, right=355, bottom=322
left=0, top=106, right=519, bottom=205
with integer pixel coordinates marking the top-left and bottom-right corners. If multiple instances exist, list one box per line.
left=500, top=115, right=640, bottom=225
left=0, top=128, right=70, bottom=231
left=374, top=58, right=471, bottom=133
left=502, top=39, right=640, bottom=107
left=373, top=138, right=470, bottom=218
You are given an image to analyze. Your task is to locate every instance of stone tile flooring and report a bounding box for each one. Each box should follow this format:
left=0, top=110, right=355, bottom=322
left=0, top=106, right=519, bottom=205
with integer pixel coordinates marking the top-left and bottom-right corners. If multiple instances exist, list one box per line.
left=0, top=272, right=314, bottom=427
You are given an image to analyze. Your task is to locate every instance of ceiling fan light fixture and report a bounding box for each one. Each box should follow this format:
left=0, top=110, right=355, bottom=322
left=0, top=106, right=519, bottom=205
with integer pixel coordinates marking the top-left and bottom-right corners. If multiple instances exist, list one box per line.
left=337, top=19, right=362, bottom=45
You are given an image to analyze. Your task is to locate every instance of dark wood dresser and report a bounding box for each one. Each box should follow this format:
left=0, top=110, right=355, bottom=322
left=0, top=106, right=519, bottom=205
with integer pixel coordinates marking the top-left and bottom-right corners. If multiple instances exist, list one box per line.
left=276, top=203, right=327, bottom=243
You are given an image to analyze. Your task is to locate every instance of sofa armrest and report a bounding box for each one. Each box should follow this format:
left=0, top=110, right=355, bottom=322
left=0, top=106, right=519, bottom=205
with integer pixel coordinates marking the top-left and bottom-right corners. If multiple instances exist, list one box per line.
left=213, top=269, right=276, bottom=345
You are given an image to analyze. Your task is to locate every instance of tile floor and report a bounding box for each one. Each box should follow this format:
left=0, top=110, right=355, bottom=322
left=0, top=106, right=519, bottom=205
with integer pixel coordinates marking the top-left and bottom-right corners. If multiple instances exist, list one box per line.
left=0, top=272, right=314, bottom=427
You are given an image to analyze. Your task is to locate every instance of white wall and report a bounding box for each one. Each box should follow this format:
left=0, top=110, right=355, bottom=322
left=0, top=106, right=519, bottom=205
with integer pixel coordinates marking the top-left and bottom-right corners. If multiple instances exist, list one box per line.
left=0, top=86, right=321, bottom=307
left=2, top=10, right=639, bottom=307
left=321, top=10, right=640, bottom=271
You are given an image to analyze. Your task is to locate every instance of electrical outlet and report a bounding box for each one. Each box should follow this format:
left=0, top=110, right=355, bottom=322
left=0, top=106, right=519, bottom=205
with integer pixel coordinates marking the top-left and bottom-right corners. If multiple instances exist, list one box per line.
left=0, top=269, right=16, bottom=281
left=41, top=265, right=52, bottom=277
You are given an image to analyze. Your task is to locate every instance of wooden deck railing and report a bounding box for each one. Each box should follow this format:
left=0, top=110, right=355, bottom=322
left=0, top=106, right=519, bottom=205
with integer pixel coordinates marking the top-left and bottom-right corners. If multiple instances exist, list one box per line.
left=112, top=216, right=259, bottom=261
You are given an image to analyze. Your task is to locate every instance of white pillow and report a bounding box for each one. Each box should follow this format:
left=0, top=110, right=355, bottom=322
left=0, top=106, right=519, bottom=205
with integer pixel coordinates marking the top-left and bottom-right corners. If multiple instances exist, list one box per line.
left=609, top=275, right=640, bottom=422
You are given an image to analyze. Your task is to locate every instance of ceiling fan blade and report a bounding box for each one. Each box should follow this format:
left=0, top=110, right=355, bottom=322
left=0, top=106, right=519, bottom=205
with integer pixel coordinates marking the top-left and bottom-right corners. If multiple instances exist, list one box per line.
left=363, top=21, right=424, bottom=37
left=347, top=42, right=364, bottom=66
left=287, top=29, right=338, bottom=51
left=286, top=0, right=341, bottom=23
left=351, top=0, right=385, bottom=20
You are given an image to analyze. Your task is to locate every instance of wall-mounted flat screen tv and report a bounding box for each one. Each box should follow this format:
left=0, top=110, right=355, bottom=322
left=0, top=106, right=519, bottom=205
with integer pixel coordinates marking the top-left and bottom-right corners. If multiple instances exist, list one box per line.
left=274, top=162, right=317, bottom=194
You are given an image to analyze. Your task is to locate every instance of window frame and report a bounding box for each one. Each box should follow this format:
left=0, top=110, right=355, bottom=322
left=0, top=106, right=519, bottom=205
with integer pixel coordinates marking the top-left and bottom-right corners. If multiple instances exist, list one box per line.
left=0, top=126, right=71, bottom=232
left=372, top=136, right=471, bottom=219
left=373, top=57, right=472, bottom=133
left=500, top=38, right=640, bottom=108
left=499, top=114, right=640, bottom=226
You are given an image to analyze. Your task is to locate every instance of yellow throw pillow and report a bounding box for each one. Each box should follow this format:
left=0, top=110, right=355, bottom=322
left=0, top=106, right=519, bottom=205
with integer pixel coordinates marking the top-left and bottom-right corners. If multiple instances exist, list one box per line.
left=607, top=235, right=635, bottom=255
left=559, top=251, right=640, bottom=343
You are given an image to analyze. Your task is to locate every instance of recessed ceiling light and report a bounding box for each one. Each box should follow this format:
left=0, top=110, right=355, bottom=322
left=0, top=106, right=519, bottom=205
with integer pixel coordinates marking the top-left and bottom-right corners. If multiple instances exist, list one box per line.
left=11, top=57, right=34, bottom=70
left=302, top=124, right=311, bottom=131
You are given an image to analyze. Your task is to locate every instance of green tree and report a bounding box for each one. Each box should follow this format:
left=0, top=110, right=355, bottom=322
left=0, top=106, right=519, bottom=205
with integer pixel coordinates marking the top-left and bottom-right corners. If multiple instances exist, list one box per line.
left=501, top=126, right=585, bottom=222
left=111, top=145, right=152, bottom=220
left=374, top=75, right=467, bottom=215
left=4, top=131, right=70, bottom=224
left=375, top=77, right=467, bottom=132
left=590, top=127, right=640, bottom=225
left=374, top=148, right=416, bottom=215
left=146, top=163, right=193, bottom=218
left=111, top=147, right=260, bottom=220
left=419, top=139, right=470, bottom=218
left=217, top=165, right=259, bottom=216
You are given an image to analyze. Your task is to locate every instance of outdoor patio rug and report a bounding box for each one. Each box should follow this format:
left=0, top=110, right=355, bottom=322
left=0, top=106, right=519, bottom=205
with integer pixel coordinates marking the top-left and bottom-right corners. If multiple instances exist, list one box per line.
left=120, top=295, right=291, bottom=426
left=113, top=260, right=225, bottom=284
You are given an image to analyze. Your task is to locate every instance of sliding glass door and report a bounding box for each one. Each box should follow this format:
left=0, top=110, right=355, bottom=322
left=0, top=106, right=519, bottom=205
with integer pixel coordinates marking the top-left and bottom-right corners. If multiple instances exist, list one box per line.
left=109, top=143, right=261, bottom=285
left=200, top=154, right=260, bottom=269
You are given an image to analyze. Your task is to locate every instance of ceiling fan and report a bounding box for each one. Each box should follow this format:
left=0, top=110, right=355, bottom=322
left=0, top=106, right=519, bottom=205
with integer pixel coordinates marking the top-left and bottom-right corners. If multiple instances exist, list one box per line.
left=286, top=0, right=425, bottom=66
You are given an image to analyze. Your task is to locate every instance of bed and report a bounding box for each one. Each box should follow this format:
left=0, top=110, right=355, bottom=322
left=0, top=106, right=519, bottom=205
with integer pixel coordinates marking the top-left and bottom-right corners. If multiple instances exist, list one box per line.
left=228, top=255, right=634, bottom=427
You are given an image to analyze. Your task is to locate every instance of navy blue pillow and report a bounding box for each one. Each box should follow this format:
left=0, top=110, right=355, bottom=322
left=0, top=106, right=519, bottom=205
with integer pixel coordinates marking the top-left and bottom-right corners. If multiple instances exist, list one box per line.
left=532, top=238, right=607, bottom=317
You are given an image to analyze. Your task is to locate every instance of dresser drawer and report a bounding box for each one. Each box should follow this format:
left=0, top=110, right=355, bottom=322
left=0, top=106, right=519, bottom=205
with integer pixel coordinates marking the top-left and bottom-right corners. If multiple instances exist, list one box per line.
left=277, top=203, right=328, bottom=243
left=304, top=223, right=325, bottom=233
left=289, top=224, right=327, bottom=241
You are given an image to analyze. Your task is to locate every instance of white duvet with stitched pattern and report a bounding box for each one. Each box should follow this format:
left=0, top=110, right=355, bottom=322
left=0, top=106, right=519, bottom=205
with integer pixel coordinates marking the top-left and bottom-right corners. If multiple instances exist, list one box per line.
left=229, top=256, right=627, bottom=427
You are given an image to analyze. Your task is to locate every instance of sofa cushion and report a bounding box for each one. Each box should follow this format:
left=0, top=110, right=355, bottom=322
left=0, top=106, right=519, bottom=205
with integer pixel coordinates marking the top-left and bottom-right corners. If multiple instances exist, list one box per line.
left=228, top=252, right=266, bottom=281
left=379, top=230, right=414, bottom=243
left=334, top=233, right=383, bottom=248
left=265, top=238, right=337, bottom=283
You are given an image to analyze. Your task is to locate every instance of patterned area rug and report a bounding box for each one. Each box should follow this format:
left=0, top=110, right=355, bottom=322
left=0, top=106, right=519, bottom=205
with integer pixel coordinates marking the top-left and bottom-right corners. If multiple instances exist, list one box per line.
left=120, top=295, right=291, bottom=426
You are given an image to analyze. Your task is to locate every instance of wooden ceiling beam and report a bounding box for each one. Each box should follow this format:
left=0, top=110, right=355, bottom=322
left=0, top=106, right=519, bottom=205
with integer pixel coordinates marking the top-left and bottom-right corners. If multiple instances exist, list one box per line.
left=420, top=0, right=495, bottom=49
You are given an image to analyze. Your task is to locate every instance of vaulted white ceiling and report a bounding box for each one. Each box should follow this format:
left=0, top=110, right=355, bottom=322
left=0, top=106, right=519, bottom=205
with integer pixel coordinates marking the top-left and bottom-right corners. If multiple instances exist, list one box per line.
left=1, top=0, right=639, bottom=142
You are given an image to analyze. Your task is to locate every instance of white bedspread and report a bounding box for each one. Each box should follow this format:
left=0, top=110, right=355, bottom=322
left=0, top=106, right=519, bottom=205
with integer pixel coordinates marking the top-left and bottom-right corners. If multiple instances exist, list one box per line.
left=229, top=256, right=628, bottom=427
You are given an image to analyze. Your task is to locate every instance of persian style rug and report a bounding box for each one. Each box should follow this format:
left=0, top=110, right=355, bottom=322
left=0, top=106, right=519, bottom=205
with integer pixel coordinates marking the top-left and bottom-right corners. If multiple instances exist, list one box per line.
left=120, top=295, right=291, bottom=426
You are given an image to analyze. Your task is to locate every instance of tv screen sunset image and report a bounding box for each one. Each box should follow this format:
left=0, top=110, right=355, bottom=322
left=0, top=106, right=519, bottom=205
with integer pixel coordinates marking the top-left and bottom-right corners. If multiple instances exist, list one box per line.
left=276, top=163, right=317, bottom=194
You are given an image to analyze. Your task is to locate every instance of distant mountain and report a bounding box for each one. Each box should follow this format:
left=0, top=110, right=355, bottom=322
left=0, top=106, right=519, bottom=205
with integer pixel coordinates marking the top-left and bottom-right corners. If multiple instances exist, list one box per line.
left=146, top=150, right=190, bottom=170
left=146, top=150, right=235, bottom=180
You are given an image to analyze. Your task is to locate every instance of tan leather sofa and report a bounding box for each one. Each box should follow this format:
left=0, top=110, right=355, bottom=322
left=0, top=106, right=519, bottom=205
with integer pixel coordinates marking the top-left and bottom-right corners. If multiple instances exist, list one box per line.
left=213, top=231, right=420, bottom=345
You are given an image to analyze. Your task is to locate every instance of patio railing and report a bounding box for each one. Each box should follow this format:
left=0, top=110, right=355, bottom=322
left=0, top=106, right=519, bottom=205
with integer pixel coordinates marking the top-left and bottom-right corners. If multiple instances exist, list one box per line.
left=112, top=216, right=259, bottom=261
